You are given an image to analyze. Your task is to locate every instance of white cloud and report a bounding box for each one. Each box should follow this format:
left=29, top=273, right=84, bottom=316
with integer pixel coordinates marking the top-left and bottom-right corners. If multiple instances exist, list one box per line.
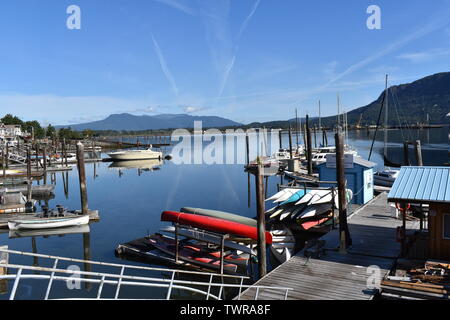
left=397, top=48, right=450, bottom=63
left=182, top=105, right=208, bottom=113
left=153, top=0, right=196, bottom=15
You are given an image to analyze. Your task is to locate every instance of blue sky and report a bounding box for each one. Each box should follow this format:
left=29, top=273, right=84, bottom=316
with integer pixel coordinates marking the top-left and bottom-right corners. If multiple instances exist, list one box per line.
left=0, top=0, right=449, bottom=126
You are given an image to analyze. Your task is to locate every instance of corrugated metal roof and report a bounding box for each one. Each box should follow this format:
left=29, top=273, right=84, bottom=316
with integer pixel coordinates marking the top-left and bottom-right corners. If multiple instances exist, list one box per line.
left=388, top=166, right=450, bottom=203
left=354, top=157, right=377, bottom=168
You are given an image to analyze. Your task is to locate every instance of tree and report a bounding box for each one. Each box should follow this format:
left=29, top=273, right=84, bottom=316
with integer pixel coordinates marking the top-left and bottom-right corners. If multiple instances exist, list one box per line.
left=46, top=124, right=56, bottom=138
left=1, top=114, right=23, bottom=126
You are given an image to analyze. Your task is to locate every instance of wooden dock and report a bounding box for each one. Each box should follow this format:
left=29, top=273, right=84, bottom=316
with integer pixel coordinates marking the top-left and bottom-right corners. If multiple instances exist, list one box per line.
left=238, top=193, right=420, bottom=300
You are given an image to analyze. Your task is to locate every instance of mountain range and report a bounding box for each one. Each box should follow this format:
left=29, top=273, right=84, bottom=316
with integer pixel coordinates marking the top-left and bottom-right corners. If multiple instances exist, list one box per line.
left=61, top=113, right=242, bottom=131
left=61, top=71, right=449, bottom=131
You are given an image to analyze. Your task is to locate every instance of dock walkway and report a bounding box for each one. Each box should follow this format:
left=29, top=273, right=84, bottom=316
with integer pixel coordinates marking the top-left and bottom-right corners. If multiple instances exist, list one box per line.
left=238, top=193, right=420, bottom=300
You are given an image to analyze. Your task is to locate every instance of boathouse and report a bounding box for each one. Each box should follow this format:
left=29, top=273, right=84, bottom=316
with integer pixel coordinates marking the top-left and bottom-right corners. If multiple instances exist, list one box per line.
left=317, top=155, right=376, bottom=205
left=387, top=166, right=450, bottom=260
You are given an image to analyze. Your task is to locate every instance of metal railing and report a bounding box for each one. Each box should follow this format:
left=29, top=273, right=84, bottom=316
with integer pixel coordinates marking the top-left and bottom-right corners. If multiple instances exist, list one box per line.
left=0, top=248, right=292, bottom=300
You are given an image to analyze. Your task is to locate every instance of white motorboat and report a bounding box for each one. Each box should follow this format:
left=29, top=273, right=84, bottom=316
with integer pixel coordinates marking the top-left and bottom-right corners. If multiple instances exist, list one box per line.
left=107, top=147, right=163, bottom=161
left=374, top=169, right=399, bottom=187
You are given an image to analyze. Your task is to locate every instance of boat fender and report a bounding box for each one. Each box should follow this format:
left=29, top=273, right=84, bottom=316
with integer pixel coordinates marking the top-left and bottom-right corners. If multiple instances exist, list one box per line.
left=395, top=203, right=411, bottom=211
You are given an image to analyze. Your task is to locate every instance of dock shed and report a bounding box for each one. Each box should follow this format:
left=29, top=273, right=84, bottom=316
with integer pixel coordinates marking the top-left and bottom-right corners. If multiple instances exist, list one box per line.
left=317, top=155, right=376, bottom=205
left=388, top=166, right=450, bottom=260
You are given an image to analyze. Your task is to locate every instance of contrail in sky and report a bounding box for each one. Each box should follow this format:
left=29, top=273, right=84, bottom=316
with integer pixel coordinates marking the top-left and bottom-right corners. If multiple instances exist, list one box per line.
left=151, top=34, right=179, bottom=98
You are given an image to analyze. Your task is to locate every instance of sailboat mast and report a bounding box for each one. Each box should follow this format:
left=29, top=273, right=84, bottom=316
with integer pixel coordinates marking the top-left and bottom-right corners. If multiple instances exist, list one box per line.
left=318, top=100, right=321, bottom=131
left=384, top=74, right=389, bottom=158
left=337, top=93, right=341, bottom=132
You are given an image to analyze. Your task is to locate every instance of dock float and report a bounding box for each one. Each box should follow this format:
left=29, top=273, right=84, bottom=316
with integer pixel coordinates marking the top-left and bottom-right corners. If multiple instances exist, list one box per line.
left=237, top=193, right=420, bottom=300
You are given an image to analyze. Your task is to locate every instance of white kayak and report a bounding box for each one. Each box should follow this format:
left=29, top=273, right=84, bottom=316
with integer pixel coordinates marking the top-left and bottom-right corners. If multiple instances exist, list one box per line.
left=266, top=188, right=298, bottom=202
left=8, top=214, right=89, bottom=231
left=274, top=189, right=302, bottom=203
left=297, top=203, right=332, bottom=219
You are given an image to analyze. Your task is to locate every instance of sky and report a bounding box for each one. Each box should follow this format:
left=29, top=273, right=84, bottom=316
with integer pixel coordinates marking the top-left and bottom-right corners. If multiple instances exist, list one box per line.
left=0, top=0, right=449, bottom=126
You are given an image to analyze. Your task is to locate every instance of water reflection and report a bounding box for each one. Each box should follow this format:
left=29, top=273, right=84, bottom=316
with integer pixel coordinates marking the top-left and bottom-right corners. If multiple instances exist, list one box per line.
left=108, top=159, right=163, bottom=177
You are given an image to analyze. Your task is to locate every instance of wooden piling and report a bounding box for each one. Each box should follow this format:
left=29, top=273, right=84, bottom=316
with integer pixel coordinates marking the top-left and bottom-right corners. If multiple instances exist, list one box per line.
left=0, top=245, right=7, bottom=295
left=255, top=163, right=267, bottom=279
left=306, top=115, right=313, bottom=175
left=415, top=140, right=423, bottom=166
left=403, top=141, right=410, bottom=166
left=278, top=130, right=282, bottom=149
left=335, top=132, right=351, bottom=252
left=26, top=147, right=32, bottom=202
left=76, top=142, right=89, bottom=214
left=2, top=149, right=5, bottom=179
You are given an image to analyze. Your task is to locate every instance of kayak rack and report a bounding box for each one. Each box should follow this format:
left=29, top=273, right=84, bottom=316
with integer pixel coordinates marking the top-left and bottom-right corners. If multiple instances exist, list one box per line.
left=0, top=248, right=292, bottom=300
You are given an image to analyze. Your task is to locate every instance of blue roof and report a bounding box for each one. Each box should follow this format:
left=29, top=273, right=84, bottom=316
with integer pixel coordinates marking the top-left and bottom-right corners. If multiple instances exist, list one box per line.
left=388, top=166, right=450, bottom=203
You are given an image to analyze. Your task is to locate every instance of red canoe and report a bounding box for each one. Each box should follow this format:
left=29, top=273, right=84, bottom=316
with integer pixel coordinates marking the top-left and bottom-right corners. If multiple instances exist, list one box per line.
left=161, top=211, right=273, bottom=245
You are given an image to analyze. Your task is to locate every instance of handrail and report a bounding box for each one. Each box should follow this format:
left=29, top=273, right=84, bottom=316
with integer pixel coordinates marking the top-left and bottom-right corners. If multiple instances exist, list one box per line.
left=0, top=249, right=293, bottom=300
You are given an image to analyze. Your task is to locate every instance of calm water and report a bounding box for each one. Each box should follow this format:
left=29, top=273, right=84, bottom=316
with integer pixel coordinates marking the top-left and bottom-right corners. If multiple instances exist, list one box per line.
left=0, top=127, right=447, bottom=299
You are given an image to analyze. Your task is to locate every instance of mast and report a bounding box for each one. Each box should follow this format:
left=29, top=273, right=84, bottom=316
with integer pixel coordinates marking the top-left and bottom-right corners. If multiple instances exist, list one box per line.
left=337, top=93, right=341, bottom=132
left=318, top=100, right=321, bottom=131
left=384, top=74, right=388, bottom=158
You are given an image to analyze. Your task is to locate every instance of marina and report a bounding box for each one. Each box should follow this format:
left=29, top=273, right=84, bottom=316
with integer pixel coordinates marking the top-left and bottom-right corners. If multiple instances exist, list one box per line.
left=0, top=1, right=449, bottom=305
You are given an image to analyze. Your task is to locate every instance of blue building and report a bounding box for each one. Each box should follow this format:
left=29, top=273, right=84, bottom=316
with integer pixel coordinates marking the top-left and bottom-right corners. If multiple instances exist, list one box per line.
left=317, top=155, right=376, bottom=205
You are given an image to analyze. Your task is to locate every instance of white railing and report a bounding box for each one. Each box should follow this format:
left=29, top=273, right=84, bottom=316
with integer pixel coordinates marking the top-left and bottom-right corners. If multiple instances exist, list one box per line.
left=0, top=248, right=292, bottom=300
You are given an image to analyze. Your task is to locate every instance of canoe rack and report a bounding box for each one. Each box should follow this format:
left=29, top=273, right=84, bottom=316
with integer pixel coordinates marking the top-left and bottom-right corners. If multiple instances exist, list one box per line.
left=0, top=248, right=292, bottom=300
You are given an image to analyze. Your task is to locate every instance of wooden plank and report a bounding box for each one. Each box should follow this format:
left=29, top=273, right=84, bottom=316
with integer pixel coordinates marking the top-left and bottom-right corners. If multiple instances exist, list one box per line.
left=0, top=245, right=8, bottom=294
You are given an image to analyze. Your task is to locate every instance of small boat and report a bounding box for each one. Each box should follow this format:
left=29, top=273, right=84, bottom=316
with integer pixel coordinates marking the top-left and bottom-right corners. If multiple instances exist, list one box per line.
left=161, top=211, right=273, bottom=244
left=180, top=207, right=257, bottom=227
left=299, top=215, right=333, bottom=232
left=107, top=147, right=162, bottom=161
left=374, top=169, right=399, bottom=187
left=160, top=225, right=255, bottom=255
left=148, top=234, right=241, bottom=273
left=296, top=203, right=332, bottom=219
left=9, top=224, right=90, bottom=239
left=269, top=228, right=295, bottom=264
left=279, top=189, right=309, bottom=205
left=8, top=206, right=89, bottom=230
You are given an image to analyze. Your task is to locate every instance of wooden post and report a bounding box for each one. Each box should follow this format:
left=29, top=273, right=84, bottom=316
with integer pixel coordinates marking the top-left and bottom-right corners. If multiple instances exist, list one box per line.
left=26, top=147, right=32, bottom=202
left=335, top=132, right=351, bottom=253
left=403, top=141, right=410, bottom=166
left=278, top=130, right=282, bottom=149
left=246, top=134, right=251, bottom=208
left=42, top=146, right=47, bottom=184
left=83, top=232, right=92, bottom=290
left=255, top=163, right=267, bottom=279
left=313, top=125, right=317, bottom=149
left=415, top=140, right=423, bottom=166
left=5, top=145, right=9, bottom=169
left=401, top=202, right=407, bottom=257
left=2, top=149, right=5, bottom=179
left=288, top=125, right=293, bottom=159
left=76, top=142, right=89, bottom=214
left=306, top=115, right=313, bottom=175
left=0, top=245, right=8, bottom=295
left=35, top=144, right=39, bottom=170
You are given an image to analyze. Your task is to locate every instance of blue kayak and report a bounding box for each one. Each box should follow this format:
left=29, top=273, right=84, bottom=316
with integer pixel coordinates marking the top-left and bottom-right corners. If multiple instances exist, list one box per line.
left=279, top=189, right=311, bottom=206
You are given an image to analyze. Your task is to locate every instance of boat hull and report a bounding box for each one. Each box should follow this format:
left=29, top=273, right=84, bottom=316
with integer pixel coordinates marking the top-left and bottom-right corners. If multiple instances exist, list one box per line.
left=107, top=150, right=162, bottom=161
left=161, top=211, right=273, bottom=244
left=8, top=214, right=89, bottom=230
